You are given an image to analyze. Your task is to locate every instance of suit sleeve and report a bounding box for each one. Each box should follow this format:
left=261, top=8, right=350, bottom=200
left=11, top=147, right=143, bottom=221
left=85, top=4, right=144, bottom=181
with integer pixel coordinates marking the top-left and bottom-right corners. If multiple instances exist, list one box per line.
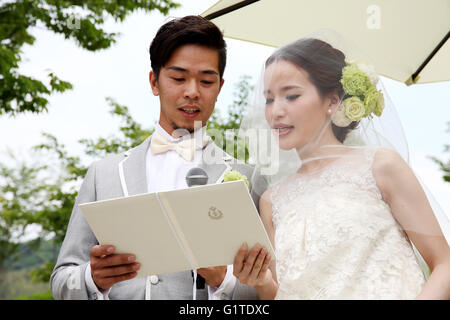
left=50, top=162, right=99, bottom=300
left=250, top=167, right=269, bottom=213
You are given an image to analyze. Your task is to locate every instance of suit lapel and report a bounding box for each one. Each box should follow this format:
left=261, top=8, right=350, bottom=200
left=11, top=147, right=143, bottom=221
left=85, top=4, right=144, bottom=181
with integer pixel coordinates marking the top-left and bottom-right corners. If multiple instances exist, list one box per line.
left=121, top=137, right=151, bottom=196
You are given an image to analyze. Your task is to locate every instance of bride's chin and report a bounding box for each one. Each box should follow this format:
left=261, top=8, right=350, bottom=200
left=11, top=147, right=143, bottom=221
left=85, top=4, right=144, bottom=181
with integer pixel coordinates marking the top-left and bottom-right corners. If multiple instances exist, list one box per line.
left=278, top=141, right=302, bottom=151
left=275, top=134, right=306, bottom=151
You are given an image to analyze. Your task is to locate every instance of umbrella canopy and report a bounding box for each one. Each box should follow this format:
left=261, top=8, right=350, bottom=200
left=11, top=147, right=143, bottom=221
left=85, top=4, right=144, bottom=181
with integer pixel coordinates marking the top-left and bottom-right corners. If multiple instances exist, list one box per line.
left=201, top=0, right=450, bottom=85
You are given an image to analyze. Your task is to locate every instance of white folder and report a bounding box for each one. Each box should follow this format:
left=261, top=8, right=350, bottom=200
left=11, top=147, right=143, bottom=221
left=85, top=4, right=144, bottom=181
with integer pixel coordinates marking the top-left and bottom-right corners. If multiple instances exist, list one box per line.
left=79, top=180, right=275, bottom=277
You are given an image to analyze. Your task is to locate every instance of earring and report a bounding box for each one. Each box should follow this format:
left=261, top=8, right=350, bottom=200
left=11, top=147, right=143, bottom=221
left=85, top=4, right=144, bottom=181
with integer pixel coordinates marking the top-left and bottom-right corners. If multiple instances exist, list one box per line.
left=328, top=108, right=332, bottom=114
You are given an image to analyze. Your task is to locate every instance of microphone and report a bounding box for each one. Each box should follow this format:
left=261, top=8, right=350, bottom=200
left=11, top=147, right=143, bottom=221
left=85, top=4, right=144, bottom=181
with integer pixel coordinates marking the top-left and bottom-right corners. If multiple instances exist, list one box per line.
left=185, top=167, right=208, bottom=187
left=185, top=167, right=208, bottom=290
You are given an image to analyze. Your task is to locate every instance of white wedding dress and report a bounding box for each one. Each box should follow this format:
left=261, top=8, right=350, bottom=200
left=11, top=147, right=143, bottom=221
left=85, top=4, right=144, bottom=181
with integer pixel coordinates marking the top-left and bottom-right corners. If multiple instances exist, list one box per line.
left=270, top=147, right=426, bottom=299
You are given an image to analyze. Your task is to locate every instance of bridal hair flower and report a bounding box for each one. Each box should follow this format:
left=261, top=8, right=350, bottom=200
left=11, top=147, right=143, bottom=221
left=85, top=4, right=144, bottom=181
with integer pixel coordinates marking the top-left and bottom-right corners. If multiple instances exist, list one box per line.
left=332, top=62, right=385, bottom=127
left=340, top=63, right=372, bottom=96
left=223, top=170, right=249, bottom=188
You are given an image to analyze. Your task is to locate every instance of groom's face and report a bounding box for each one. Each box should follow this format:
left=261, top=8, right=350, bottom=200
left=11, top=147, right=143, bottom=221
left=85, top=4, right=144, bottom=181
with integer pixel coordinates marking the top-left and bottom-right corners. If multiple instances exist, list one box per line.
left=150, top=44, right=225, bottom=136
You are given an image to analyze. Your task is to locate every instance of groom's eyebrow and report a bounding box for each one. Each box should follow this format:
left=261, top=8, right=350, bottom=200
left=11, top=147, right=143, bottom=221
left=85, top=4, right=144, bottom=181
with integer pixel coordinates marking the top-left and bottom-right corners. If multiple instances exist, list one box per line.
left=167, top=66, right=219, bottom=76
left=201, top=70, right=219, bottom=76
left=167, top=66, right=187, bottom=73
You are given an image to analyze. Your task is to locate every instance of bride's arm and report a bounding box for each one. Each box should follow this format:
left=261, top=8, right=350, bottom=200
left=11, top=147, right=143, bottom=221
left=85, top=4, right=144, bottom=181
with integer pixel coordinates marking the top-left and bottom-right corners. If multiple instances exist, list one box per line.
left=232, top=189, right=278, bottom=300
left=373, top=148, right=450, bottom=299
left=255, top=190, right=278, bottom=299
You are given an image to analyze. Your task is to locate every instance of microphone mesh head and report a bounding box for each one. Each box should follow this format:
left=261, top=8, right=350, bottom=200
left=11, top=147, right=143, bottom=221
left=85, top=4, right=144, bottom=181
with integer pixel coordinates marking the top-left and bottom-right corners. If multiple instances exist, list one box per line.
left=186, top=167, right=209, bottom=186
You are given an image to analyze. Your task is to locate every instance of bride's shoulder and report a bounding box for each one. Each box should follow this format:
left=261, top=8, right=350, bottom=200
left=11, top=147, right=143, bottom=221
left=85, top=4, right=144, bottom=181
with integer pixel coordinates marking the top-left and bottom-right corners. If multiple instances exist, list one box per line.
left=260, top=187, right=273, bottom=205
left=259, top=187, right=275, bottom=224
left=372, top=147, right=406, bottom=171
left=371, top=147, right=412, bottom=195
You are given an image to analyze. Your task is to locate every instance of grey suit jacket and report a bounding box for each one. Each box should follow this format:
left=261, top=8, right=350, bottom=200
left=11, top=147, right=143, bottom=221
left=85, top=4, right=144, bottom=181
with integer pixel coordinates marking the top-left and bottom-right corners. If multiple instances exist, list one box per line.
left=50, top=136, right=268, bottom=300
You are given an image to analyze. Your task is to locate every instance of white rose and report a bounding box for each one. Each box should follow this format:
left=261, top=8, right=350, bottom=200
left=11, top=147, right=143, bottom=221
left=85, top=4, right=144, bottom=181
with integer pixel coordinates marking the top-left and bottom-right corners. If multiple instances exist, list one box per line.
left=331, top=101, right=352, bottom=127
left=343, top=96, right=365, bottom=121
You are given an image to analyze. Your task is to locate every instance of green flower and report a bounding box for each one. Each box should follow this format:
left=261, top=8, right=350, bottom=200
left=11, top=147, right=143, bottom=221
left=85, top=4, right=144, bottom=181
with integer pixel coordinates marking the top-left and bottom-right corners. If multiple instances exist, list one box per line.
left=373, top=91, right=385, bottom=117
left=355, top=61, right=379, bottom=86
left=363, top=86, right=379, bottom=116
left=340, top=64, right=372, bottom=97
left=343, top=96, right=366, bottom=121
left=223, top=170, right=249, bottom=188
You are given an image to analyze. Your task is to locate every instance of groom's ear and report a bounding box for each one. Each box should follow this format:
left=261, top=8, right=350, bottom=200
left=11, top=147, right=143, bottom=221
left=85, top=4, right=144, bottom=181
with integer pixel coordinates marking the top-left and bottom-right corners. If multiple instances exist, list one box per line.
left=149, top=70, right=159, bottom=96
left=214, top=78, right=225, bottom=103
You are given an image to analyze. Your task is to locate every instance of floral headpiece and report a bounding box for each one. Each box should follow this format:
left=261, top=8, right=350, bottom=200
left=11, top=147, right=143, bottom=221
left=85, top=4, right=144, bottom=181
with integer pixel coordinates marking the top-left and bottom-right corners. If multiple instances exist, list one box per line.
left=331, top=61, right=385, bottom=127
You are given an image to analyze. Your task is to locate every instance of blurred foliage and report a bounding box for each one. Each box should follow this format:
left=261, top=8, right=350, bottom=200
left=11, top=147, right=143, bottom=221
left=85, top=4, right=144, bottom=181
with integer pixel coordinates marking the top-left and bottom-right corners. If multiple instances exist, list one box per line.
left=13, top=289, right=53, bottom=300
left=208, top=75, right=253, bottom=162
left=0, top=154, right=46, bottom=283
left=79, top=97, right=153, bottom=159
left=0, top=0, right=179, bottom=116
left=0, top=239, right=57, bottom=299
left=0, top=268, right=50, bottom=299
left=7, top=238, right=58, bottom=271
left=429, top=122, right=450, bottom=183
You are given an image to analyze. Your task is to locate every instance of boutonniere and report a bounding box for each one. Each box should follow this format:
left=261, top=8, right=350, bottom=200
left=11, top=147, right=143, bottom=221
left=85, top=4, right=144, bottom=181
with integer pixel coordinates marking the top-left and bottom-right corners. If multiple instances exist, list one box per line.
left=223, top=170, right=249, bottom=189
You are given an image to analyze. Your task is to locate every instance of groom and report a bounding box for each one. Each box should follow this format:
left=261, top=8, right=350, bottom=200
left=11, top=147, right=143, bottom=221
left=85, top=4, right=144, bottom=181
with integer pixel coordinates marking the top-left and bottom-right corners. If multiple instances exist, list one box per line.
left=50, top=15, right=267, bottom=300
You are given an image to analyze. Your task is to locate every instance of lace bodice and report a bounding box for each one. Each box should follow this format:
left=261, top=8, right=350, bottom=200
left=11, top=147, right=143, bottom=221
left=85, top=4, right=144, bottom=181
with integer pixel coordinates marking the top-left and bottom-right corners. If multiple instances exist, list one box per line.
left=270, top=147, right=425, bottom=299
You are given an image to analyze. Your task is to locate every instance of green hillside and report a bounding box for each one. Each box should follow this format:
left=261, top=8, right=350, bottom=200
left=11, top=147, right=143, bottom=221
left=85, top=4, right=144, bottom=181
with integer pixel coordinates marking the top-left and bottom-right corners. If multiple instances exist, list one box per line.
left=0, top=239, right=60, bottom=299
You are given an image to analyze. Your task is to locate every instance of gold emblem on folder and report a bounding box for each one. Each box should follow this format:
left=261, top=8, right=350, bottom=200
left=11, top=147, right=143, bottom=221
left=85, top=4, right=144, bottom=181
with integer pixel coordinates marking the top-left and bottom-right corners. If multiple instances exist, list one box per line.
left=208, top=206, right=223, bottom=220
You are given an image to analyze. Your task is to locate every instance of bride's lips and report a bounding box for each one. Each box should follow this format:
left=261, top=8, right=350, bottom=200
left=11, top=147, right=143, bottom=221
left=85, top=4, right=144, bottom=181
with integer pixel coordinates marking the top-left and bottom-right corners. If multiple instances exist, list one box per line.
left=178, top=105, right=200, bottom=119
left=273, top=123, right=294, bottom=136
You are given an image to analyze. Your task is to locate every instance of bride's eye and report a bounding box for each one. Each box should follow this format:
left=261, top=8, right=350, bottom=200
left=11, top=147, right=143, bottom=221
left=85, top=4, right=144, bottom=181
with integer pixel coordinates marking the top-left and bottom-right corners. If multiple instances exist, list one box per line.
left=286, top=94, right=300, bottom=101
left=265, top=97, right=274, bottom=105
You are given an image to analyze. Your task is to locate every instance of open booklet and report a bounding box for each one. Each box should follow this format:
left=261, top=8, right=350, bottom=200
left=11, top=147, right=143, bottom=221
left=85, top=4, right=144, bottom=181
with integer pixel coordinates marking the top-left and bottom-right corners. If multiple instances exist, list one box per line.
left=79, top=180, right=275, bottom=277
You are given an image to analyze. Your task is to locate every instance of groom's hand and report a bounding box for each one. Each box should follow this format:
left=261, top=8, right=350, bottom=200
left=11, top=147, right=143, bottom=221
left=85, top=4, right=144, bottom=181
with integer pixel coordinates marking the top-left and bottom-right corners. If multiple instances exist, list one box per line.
left=90, top=245, right=140, bottom=290
left=197, top=266, right=227, bottom=287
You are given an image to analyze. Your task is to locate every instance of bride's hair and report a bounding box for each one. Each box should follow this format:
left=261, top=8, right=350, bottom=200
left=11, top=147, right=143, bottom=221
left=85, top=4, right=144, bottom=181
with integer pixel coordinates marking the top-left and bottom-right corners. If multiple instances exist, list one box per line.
left=265, top=38, right=358, bottom=143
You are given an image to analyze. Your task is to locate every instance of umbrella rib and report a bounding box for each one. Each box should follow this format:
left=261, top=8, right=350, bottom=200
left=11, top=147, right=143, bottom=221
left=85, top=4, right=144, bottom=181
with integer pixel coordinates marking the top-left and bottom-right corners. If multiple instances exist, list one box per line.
left=204, top=0, right=261, bottom=20
left=410, top=30, right=449, bottom=84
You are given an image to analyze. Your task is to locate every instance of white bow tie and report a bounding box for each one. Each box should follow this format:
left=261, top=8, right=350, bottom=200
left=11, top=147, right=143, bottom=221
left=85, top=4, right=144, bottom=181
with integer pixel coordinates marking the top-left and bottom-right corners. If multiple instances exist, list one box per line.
left=150, top=130, right=210, bottom=161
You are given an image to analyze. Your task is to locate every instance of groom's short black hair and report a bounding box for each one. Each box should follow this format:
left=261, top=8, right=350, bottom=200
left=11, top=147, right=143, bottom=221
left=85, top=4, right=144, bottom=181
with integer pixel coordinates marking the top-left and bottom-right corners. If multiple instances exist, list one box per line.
left=149, top=15, right=227, bottom=80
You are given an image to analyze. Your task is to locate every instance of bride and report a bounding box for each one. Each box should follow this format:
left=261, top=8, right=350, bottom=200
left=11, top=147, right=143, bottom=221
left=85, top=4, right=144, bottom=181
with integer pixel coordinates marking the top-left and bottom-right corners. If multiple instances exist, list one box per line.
left=232, top=36, right=450, bottom=299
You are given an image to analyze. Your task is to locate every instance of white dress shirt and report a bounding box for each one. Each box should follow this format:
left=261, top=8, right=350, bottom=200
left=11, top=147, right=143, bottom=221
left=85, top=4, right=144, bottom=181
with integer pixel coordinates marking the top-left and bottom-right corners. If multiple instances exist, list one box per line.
left=85, top=124, right=236, bottom=300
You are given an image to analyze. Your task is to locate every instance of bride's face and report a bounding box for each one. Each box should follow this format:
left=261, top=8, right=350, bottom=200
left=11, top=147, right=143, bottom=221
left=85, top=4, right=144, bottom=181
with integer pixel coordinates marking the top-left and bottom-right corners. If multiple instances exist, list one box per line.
left=264, top=60, right=330, bottom=151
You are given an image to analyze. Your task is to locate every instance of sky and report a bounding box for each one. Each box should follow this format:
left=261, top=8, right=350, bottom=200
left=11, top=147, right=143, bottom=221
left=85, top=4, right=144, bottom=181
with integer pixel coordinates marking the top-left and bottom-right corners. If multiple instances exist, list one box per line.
left=0, top=0, right=449, bottom=223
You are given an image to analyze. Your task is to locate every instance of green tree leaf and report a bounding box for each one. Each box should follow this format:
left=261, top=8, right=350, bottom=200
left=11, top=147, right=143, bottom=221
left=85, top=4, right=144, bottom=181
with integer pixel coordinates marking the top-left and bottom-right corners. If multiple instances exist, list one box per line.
left=0, top=0, right=179, bottom=116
